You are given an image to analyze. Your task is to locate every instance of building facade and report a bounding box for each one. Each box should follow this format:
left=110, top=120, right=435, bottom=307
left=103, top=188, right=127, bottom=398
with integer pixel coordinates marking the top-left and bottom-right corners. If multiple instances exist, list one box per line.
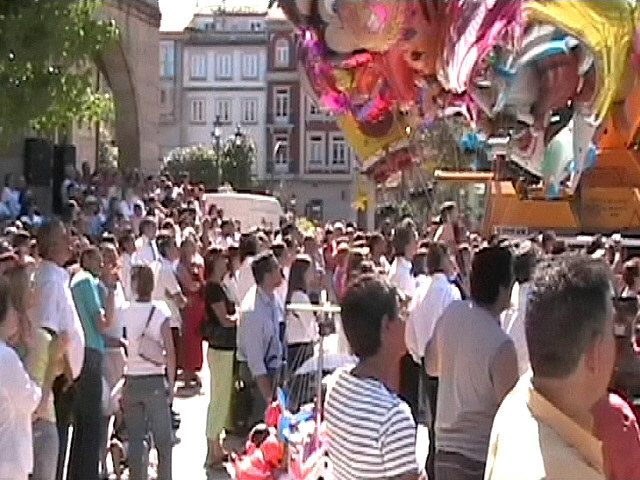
left=264, top=13, right=357, bottom=222
left=159, top=7, right=268, bottom=179
left=159, top=6, right=357, bottom=223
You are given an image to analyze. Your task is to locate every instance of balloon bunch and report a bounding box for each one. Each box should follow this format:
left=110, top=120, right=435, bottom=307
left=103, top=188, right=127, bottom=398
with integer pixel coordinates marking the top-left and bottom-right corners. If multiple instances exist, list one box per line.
left=232, top=389, right=324, bottom=480
left=281, top=0, right=640, bottom=194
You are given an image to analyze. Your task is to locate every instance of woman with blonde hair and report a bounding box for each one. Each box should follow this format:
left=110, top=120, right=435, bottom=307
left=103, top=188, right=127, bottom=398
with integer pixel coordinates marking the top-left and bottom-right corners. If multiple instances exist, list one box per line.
left=0, top=273, right=42, bottom=480
left=8, top=265, right=64, bottom=480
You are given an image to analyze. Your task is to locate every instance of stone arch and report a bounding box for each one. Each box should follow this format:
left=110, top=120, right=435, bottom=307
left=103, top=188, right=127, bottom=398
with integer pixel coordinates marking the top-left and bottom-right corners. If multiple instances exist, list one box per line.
left=96, top=40, right=140, bottom=173
left=97, top=0, right=161, bottom=173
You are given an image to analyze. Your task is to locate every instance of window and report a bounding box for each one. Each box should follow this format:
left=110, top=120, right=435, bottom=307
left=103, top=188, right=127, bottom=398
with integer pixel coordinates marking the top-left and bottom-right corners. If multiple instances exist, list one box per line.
left=190, top=99, right=206, bottom=124
left=274, top=88, right=290, bottom=123
left=275, top=38, right=290, bottom=67
left=159, top=42, right=175, bottom=78
left=242, top=54, right=259, bottom=79
left=273, top=134, right=289, bottom=172
left=241, top=98, right=258, bottom=124
left=190, top=53, right=206, bottom=79
left=307, top=132, right=325, bottom=170
left=330, top=134, right=349, bottom=171
left=215, top=99, right=232, bottom=124
left=307, top=96, right=324, bottom=119
left=160, top=88, right=168, bottom=106
left=216, top=54, right=233, bottom=79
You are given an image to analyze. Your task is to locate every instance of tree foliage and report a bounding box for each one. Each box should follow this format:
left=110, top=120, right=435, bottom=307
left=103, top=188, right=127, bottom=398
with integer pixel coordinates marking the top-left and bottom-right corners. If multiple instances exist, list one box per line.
left=0, top=0, right=119, bottom=143
left=415, top=117, right=468, bottom=173
left=164, top=145, right=221, bottom=188
left=220, top=134, right=256, bottom=190
left=164, top=134, right=256, bottom=189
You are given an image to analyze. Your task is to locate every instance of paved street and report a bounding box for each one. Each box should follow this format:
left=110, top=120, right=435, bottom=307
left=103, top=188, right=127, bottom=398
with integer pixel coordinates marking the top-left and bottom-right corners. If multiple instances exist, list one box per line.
left=172, top=356, right=229, bottom=480
left=170, top=342, right=428, bottom=480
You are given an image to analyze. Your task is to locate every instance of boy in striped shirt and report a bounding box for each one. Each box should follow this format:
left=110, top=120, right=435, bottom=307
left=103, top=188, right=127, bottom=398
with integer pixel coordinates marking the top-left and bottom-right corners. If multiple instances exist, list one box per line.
left=325, top=275, right=420, bottom=480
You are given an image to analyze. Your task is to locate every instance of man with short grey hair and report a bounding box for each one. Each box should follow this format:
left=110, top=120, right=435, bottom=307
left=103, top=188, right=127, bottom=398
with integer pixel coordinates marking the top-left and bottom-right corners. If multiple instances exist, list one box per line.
left=237, top=251, right=284, bottom=429
left=34, top=219, right=86, bottom=480
left=486, top=255, right=615, bottom=480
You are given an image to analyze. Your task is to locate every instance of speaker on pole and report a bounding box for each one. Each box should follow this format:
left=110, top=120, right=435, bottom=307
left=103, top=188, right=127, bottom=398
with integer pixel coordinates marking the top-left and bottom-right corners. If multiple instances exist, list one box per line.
left=52, top=144, right=77, bottom=215
left=23, top=138, right=53, bottom=187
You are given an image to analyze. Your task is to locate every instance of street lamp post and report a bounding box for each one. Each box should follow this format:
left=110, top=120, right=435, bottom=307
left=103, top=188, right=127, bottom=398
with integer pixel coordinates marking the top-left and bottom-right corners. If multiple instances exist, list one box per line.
left=211, top=115, right=222, bottom=189
left=231, top=124, right=245, bottom=188
left=234, top=123, right=244, bottom=147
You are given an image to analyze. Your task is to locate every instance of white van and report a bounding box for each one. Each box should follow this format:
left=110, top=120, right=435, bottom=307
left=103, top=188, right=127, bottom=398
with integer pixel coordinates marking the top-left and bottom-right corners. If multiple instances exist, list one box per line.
left=203, top=191, right=284, bottom=232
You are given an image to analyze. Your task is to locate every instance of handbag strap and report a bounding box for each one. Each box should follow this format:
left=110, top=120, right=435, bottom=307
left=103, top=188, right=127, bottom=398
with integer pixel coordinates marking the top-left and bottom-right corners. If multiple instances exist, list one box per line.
left=142, top=305, right=156, bottom=335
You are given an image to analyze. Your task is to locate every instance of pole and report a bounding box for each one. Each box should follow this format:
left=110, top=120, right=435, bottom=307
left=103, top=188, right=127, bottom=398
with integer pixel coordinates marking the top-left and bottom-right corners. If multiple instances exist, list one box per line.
left=216, top=135, right=221, bottom=188
left=286, top=292, right=341, bottom=449
left=212, top=115, right=222, bottom=189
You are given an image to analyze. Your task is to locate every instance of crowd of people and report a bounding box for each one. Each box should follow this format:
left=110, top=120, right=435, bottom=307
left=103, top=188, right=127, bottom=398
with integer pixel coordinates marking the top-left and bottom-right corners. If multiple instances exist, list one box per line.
left=0, top=161, right=639, bottom=480
left=326, top=218, right=640, bottom=480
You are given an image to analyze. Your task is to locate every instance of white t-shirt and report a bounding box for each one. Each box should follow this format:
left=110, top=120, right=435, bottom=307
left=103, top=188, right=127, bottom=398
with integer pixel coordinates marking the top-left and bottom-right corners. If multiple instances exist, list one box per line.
left=121, top=253, right=133, bottom=301
left=325, top=369, right=418, bottom=480
left=501, top=281, right=532, bottom=377
left=133, top=237, right=160, bottom=265
left=102, top=281, right=127, bottom=340
left=152, top=258, right=182, bottom=329
left=223, top=273, right=240, bottom=306
left=33, top=261, right=85, bottom=379
left=275, top=265, right=290, bottom=309
left=237, top=257, right=255, bottom=305
left=0, top=341, right=41, bottom=480
left=406, top=273, right=461, bottom=362
left=119, top=200, right=133, bottom=219
left=286, top=290, right=317, bottom=345
left=117, top=300, right=171, bottom=376
left=388, top=257, right=416, bottom=298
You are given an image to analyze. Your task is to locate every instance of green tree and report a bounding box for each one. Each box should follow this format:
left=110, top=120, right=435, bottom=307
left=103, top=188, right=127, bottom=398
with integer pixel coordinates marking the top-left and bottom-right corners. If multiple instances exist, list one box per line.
left=164, top=145, right=220, bottom=188
left=165, top=134, right=256, bottom=189
left=0, top=0, right=119, bottom=143
left=220, top=134, right=256, bottom=190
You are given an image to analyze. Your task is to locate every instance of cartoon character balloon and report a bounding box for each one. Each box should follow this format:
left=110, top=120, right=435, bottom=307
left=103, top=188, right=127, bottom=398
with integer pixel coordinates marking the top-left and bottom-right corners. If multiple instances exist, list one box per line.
left=280, top=0, right=640, bottom=190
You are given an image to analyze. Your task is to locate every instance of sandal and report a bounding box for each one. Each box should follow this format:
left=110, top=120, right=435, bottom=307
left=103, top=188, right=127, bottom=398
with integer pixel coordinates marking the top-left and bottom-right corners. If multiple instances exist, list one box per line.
left=204, top=453, right=229, bottom=469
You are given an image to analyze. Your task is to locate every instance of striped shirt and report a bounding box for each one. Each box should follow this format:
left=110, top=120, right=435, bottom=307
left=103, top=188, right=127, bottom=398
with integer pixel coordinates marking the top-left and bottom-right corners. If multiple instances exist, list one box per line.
left=324, top=369, right=418, bottom=479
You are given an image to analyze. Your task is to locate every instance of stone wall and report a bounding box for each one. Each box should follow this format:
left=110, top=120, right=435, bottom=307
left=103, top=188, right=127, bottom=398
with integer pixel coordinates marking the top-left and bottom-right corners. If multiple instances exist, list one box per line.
left=99, top=0, right=161, bottom=174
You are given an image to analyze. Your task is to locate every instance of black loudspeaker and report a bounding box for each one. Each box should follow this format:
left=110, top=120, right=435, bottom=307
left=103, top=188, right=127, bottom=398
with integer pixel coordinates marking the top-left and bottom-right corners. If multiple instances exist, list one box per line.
left=24, top=138, right=53, bottom=187
left=52, top=144, right=77, bottom=215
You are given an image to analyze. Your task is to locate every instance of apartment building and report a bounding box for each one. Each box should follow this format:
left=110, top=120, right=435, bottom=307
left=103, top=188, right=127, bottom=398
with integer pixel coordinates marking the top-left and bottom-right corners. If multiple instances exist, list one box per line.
left=159, top=5, right=357, bottom=222
left=159, top=5, right=268, bottom=178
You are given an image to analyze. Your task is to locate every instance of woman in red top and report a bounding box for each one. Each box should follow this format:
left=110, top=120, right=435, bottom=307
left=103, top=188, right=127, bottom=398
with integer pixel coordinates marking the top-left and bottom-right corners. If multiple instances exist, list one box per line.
left=177, top=233, right=206, bottom=390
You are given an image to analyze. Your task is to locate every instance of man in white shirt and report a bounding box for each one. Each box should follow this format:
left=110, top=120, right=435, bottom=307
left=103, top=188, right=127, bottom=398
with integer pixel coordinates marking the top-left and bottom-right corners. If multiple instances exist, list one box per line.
left=388, top=218, right=418, bottom=298
left=237, top=234, right=259, bottom=305
left=388, top=218, right=419, bottom=421
left=118, top=232, right=136, bottom=301
left=486, top=256, right=615, bottom=480
left=500, top=241, right=538, bottom=377
left=407, top=242, right=461, bottom=362
left=406, top=242, right=460, bottom=479
left=272, top=239, right=295, bottom=308
left=154, top=233, right=187, bottom=329
left=133, top=216, right=159, bottom=265
left=33, top=219, right=85, bottom=480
